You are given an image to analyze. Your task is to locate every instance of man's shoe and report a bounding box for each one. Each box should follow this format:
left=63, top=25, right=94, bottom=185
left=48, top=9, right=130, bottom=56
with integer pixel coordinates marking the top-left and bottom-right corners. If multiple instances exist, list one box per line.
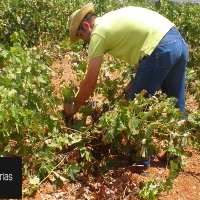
left=117, top=160, right=150, bottom=173
left=129, top=150, right=151, bottom=172
left=132, top=165, right=150, bottom=173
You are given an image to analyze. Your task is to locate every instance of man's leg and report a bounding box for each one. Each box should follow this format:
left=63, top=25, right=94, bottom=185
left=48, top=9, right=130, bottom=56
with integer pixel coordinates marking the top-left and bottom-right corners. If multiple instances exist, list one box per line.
left=129, top=27, right=188, bottom=168
left=161, top=28, right=188, bottom=114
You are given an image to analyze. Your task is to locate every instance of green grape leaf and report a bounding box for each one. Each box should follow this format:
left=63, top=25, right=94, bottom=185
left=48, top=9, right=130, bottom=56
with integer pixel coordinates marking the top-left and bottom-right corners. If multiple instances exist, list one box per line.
left=62, top=87, right=75, bottom=103
left=67, top=165, right=80, bottom=180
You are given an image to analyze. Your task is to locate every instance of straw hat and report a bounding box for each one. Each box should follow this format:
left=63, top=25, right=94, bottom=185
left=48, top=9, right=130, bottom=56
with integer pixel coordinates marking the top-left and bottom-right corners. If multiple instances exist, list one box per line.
left=68, top=3, right=95, bottom=43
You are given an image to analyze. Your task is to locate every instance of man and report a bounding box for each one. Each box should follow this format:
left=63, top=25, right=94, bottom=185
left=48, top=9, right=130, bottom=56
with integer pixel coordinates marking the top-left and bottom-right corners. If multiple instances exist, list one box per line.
left=65, top=3, right=188, bottom=170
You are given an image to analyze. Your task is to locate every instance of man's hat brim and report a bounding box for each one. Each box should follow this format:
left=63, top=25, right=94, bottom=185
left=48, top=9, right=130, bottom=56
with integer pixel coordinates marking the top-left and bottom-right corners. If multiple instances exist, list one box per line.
left=69, top=3, right=95, bottom=43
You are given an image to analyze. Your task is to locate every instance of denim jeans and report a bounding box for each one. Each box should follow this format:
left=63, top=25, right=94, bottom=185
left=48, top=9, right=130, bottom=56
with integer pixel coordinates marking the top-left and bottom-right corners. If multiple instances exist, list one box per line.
left=130, top=27, right=189, bottom=114
left=129, top=27, right=189, bottom=166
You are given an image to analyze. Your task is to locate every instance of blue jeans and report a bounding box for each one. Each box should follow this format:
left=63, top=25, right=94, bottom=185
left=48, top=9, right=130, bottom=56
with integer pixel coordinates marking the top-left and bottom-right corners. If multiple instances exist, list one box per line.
left=129, top=27, right=189, bottom=167
left=130, top=27, right=189, bottom=114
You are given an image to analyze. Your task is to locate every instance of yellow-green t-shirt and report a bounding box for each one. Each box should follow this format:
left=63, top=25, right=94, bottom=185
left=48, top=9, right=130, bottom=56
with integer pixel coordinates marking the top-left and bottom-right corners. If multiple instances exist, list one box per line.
left=88, top=6, right=174, bottom=65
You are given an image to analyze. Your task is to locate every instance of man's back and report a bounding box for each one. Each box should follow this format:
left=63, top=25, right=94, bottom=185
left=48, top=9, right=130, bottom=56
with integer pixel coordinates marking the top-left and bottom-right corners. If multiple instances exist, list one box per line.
left=88, top=6, right=174, bottom=65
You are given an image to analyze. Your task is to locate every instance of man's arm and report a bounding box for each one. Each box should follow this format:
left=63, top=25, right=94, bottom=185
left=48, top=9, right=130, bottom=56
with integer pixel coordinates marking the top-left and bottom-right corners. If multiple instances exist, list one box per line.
left=64, top=56, right=102, bottom=115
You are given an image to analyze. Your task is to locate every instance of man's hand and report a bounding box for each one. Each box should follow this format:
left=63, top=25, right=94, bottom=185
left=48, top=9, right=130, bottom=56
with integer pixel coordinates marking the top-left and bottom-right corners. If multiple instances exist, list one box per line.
left=64, top=103, right=75, bottom=116
left=63, top=56, right=102, bottom=116
left=124, top=79, right=133, bottom=94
